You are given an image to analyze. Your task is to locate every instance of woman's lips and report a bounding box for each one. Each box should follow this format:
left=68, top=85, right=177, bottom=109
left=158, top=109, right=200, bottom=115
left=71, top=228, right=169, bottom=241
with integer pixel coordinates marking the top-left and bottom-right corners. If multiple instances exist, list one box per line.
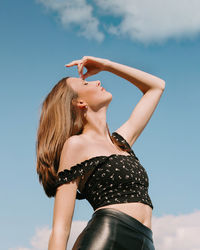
left=101, top=87, right=105, bottom=91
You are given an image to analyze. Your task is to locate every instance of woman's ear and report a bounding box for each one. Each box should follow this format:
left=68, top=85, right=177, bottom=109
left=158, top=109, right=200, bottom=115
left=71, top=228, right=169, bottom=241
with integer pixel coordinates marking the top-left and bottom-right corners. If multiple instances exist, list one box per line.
left=77, top=100, right=88, bottom=109
left=71, top=98, right=77, bottom=107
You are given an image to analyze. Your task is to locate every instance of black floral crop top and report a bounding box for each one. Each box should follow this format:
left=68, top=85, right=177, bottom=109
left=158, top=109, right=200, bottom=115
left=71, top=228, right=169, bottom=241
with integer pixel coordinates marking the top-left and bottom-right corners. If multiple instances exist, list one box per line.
left=55, top=132, right=153, bottom=210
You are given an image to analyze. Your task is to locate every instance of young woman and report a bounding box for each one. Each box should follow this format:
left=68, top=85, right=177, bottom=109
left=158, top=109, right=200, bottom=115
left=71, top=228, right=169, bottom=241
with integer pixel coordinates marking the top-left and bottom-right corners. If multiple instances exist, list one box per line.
left=36, top=56, right=165, bottom=250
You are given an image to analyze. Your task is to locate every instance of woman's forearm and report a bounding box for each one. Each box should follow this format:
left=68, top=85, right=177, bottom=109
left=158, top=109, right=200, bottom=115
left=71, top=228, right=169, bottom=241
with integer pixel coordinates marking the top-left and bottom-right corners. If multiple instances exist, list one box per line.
left=105, top=60, right=165, bottom=94
left=48, top=230, right=69, bottom=250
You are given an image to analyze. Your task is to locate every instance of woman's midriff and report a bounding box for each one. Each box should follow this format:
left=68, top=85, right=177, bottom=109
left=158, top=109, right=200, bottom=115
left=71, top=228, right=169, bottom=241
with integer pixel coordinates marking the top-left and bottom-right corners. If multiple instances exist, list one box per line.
left=94, top=202, right=152, bottom=230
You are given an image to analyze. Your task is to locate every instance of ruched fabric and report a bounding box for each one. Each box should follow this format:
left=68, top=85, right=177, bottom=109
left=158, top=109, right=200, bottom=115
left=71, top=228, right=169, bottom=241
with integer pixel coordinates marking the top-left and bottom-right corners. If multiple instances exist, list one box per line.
left=55, top=132, right=153, bottom=210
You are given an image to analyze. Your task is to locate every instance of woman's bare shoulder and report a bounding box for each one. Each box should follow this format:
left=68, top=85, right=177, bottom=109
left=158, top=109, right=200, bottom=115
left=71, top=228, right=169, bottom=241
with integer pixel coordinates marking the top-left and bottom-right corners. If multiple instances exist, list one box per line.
left=64, top=134, right=84, bottom=148
left=58, top=134, right=88, bottom=172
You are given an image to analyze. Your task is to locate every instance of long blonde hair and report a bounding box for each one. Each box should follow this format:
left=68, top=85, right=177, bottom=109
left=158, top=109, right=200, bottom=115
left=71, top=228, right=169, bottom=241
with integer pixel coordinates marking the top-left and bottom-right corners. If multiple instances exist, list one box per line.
left=36, top=77, right=85, bottom=197
left=36, top=77, right=128, bottom=198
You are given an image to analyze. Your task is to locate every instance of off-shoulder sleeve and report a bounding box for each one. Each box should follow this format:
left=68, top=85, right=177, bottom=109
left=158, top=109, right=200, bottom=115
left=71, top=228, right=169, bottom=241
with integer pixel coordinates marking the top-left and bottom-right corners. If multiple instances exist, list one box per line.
left=54, top=156, right=109, bottom=199
left=112, top=131, right=139, bottom=160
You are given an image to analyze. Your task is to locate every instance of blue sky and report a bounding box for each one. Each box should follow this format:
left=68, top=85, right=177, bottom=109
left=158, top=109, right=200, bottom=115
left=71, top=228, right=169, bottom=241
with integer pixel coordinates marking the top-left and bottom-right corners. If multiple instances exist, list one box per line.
left=1, top=0, right=200, bottom=249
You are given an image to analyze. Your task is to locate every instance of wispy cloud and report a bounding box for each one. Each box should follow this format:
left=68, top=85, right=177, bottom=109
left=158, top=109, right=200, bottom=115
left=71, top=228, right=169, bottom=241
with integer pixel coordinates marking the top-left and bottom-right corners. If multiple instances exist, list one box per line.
left=37, top=0, right=200, bottom=44
left=9, top=221, right=87, bottom=250
left=9, top=226, right=51, bottom=250
left=36, top=0, right=104, bottom=42
left=95, top=0, right=200, bottom=44
left=10, top=210, right=200, bottom=250
left=152, top=210, right=200, bottom=250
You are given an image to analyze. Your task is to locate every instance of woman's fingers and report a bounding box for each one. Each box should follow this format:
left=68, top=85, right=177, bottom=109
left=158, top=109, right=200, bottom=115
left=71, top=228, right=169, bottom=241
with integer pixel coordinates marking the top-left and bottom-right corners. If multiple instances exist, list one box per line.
left=82, top=68, right=99, bottom=79
left=65, top=60, right=82, bottom=67
left=65, top=59, right=87, bottom=78
left=77, top=63, right=84, bottom=78
left=82, top=71, right=89, bottom=80
left=65, top=60, right=83, bottom=78
left=65, top=57, right=90, bottom=68
left=65, top=62, right=75, bottom=67
left=65, top=56, right=102, bottom=79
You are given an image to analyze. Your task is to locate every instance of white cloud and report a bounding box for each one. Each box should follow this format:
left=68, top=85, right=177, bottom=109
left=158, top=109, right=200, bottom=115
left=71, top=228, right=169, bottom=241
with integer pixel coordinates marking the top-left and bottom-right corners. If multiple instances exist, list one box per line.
left=37, top=0, right=200, bottom=44
left=67, top=221, right=88, bottom=250
left=9, top=226, right=51, bottom=250
left=10, top=210, right=200, bottom=250
left=9, top=221, right=87, bottom=250
left=152, top=210, right=200, bottom=250
left=9, top=248, right=31, bottom=250
left=95, top=0, right=200, bottom=44
left=36, top=0, right=104, bottom=42
left=30, top=226, right=51, bottom=250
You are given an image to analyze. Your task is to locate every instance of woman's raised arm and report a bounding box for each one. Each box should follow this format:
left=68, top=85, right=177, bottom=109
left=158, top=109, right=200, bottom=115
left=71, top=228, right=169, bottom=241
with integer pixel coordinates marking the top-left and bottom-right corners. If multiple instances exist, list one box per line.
left=103, top=58, right=165, bottom=147
left=65, top=56, right=165, bottom=146
left=65, top=56, right=165, bottom=92
left=105, top=59, right=165, bottom=93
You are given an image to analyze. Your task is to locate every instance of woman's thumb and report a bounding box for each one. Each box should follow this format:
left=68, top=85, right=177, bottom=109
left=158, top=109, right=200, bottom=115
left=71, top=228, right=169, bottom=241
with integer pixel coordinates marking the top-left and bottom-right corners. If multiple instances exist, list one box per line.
left=82, top=71, right=90, bottom=79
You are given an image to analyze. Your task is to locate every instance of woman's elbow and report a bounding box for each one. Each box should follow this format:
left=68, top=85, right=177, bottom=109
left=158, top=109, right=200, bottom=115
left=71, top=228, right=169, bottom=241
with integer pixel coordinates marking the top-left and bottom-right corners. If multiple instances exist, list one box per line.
left=160, top=79, right=166, bottom=91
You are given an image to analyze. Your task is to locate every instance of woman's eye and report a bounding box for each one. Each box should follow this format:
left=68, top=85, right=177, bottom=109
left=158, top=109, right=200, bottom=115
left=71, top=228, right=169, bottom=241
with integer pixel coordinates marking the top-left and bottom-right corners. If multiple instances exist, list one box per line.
left=84, top=82, right=88, bottom=85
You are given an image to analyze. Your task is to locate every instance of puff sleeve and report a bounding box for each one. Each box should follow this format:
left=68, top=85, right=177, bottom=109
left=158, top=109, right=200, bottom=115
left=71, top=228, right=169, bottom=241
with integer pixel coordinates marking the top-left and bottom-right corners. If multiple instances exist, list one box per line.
left=54, top=156, right=110, bottom=200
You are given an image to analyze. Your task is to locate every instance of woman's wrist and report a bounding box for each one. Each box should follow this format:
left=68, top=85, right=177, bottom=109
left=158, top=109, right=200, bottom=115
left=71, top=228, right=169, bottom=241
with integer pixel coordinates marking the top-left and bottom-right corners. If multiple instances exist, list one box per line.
left=102, top=59, right=113, bottom=72
left=104, top=59, right=125, bottom=74
left=104, top=59, right=165, bottom=91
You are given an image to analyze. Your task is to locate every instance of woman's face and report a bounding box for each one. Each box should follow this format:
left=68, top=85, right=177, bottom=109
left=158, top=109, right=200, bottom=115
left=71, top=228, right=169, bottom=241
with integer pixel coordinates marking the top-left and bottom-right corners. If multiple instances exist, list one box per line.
left=67, top=77, right=112, bottom=110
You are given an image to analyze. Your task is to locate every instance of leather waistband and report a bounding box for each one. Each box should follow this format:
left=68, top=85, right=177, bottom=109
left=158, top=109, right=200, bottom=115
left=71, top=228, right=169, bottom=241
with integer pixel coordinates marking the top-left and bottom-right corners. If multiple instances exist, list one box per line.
left=92, top=208, right=153, bottom=242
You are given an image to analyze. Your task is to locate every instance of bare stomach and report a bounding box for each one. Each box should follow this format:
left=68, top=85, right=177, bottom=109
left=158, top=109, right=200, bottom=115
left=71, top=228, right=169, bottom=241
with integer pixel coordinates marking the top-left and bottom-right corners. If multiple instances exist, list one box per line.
left=94, top=202, right=152, bottom=230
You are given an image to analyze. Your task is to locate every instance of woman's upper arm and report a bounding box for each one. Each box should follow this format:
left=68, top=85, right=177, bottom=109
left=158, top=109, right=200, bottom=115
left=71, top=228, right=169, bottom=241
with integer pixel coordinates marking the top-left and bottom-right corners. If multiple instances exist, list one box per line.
left=51, top=136, right=85, bottom=235
left=115, top=87, right=165, bottom=147
left=52, top=178, right=79, bottom=236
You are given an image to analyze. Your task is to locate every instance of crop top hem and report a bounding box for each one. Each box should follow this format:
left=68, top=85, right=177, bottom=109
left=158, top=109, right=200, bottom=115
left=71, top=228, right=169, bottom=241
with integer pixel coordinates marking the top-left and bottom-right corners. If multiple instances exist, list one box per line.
left=93, top=199, right=154, bottom=211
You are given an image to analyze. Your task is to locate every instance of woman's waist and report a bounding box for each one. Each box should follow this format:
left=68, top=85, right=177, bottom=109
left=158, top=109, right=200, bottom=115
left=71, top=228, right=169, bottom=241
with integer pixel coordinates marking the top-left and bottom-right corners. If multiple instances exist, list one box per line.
left=94, top=202, right=152, bottom=230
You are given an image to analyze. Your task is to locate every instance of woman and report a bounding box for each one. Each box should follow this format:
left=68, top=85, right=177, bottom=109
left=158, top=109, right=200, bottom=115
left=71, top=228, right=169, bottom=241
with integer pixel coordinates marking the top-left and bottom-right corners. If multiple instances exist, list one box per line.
left=36, top=56, right=165, bottom=250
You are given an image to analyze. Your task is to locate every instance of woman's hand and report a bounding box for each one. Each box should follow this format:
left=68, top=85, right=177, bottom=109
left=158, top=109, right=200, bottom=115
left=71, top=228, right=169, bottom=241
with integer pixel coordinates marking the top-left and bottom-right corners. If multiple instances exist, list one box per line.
left=65, top=56, right=109, bottom=79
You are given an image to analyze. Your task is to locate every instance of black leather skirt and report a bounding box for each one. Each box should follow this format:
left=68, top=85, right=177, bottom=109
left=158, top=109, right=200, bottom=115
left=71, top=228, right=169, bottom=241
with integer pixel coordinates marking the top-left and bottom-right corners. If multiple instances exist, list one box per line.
left=72, top=208, right=155, bottom=250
